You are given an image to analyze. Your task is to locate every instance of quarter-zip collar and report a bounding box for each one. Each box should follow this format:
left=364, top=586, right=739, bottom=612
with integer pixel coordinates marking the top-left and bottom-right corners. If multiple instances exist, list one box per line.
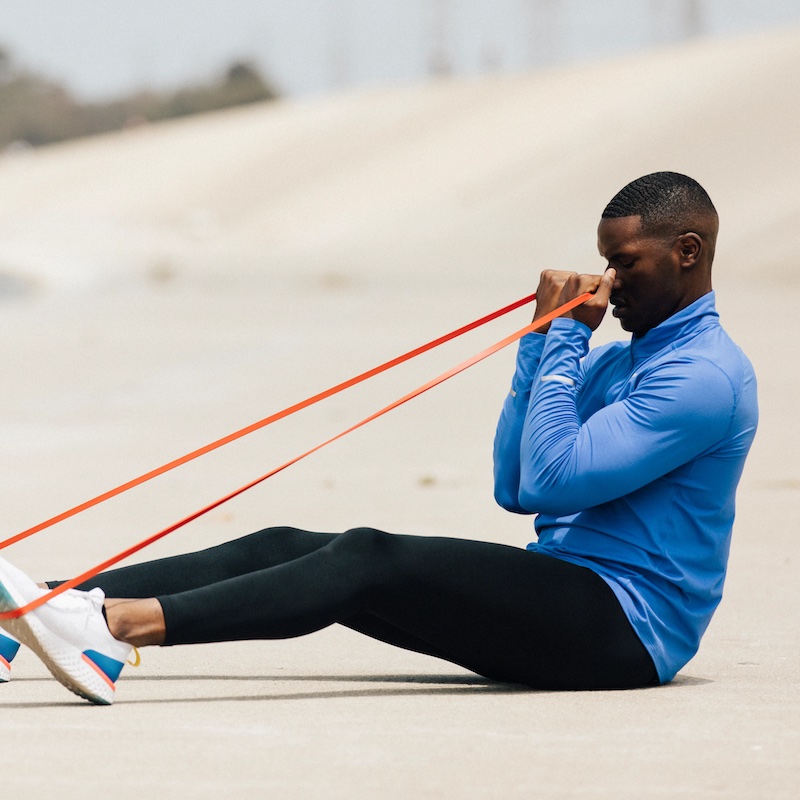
left=629, top=291, right=719, bottom=366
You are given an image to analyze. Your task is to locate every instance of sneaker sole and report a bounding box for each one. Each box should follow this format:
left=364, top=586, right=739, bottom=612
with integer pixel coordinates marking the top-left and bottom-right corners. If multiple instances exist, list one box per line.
left=0, top=590, right=115, bottom=705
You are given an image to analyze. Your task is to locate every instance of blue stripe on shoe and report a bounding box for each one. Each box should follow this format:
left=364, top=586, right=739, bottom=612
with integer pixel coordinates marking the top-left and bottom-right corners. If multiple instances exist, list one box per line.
left=0, top=633, right=20, bottom=663
left=83, top=649, right=125, bottom=684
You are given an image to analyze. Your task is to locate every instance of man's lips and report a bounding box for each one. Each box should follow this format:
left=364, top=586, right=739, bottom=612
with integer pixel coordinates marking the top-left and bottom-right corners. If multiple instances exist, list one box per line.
left=610, top=296, right=627, bottom=317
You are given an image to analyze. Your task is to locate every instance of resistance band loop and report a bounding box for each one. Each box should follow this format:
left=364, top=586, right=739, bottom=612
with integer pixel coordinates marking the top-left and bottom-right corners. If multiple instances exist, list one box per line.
left=0, top=291, right=591, bottom=621
left=0, top=293, right=536, bottom=553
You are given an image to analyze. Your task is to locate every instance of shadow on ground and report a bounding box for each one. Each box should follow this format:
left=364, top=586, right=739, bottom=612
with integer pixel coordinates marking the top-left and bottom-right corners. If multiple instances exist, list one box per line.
left=1, top=671, right=699, bottom=708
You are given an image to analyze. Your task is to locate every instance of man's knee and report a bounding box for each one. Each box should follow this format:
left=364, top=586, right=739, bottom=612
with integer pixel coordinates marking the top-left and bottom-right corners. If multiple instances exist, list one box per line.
left=242, top=526, right=300, bottom=552
left=337, top=527, right=394, bottom=557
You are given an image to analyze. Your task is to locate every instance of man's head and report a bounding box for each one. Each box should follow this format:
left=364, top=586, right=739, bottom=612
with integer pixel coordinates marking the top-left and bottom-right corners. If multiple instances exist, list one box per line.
left=597, top=172, right=718, bottom=337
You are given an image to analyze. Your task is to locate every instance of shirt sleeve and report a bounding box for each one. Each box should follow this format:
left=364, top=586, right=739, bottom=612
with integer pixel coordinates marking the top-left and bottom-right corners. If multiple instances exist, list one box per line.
left=492, top=332, right=546, bottom=514
left=516, top=319, right=737, bottom=516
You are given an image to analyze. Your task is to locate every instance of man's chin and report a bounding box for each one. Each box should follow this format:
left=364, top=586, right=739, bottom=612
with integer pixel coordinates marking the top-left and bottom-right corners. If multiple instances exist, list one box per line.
left=614, top=312, right=638, bottom=334
left=612, top=307, right=631, bottom=327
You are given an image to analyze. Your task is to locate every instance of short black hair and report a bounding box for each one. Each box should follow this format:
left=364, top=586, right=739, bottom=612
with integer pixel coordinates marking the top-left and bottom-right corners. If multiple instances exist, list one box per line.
left=602, top=172, right=717, bottom=239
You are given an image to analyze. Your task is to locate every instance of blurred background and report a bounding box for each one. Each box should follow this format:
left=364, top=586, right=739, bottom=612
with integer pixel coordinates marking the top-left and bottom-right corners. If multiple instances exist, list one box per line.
left=0, top=0, right=797, bottom=550
left=1, top=0, right=800, bottom=148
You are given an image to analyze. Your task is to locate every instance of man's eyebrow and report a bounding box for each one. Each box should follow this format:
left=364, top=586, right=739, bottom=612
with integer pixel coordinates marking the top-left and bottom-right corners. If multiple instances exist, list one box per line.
left=605, top=244, right=636, bottom=260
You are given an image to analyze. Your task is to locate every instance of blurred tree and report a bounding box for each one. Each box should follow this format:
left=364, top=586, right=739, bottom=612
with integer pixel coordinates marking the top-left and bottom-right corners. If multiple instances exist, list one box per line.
left=0, top=50, right=279, bottom=150
left=159, top=60, right=277, bottom=120
left=0, top=47, right=12, bottom=82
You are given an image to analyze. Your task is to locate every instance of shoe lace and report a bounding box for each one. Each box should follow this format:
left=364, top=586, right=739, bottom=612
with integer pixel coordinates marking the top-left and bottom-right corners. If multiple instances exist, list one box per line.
left=127, top=647, right=141, bottom=667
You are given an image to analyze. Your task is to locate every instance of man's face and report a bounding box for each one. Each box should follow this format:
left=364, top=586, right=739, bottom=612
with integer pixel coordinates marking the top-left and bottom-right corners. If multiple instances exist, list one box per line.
left=597, top=215, right=685, bottom=337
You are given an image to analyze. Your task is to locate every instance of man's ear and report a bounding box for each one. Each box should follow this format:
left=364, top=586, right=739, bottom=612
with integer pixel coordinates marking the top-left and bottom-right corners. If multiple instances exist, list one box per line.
left=676, top=232, right=702, bottom=268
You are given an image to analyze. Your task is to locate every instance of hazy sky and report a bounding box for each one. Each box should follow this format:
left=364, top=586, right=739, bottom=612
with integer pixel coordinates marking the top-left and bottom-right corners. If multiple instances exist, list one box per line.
left=0, top=0, right=798, bottom=99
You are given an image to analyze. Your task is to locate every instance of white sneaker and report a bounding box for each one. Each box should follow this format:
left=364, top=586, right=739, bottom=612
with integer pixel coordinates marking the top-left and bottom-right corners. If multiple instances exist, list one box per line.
left=0, top=557, right=132, bottom=705
left=0, top=630, right=20, bottom=682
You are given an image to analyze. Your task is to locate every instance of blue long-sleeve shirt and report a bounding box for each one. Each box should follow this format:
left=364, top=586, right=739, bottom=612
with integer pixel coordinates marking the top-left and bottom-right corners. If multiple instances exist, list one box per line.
left=493, top=291, right=758, bottom=682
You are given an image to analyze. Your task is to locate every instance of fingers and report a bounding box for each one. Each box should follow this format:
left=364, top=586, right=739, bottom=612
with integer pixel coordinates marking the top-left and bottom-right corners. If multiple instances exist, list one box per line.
left=535, top=270, right=575, bottom=303
left=558, top=271, right=600, bottom=300
left=562, top=269, right=616, bottom=330
left=561, top=268, right=616, bottom=300
left=532, top=270, right=577, bottom=328
left=593, top=267, right=616, bottom=304
left=558, top=268, right=616, bottom=332
left=533, top=268, right=613, bottom=332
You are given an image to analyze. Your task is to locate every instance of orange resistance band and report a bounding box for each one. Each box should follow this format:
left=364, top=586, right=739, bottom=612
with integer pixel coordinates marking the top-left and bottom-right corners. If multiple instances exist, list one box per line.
left=0, top=292, right=591, bottom=621
left=0, top=292, right=537, bottom=553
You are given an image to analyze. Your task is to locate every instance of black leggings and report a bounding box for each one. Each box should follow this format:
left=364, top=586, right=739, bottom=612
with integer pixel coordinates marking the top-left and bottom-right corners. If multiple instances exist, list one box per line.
left=60, top=526, right=658, bottom=690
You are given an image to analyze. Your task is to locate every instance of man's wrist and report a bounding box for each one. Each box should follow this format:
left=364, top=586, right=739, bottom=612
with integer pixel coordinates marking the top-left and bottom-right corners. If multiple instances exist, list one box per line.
left=548, top=316, right=592, bottom=337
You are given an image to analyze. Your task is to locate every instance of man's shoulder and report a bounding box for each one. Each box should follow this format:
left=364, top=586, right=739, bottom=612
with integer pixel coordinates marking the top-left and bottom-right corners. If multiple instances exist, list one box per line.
left=585, top=324, right=756, bottom=402
left=642, top=327, right=757, bottom=426
left=671, top=323, right=756, bottom=387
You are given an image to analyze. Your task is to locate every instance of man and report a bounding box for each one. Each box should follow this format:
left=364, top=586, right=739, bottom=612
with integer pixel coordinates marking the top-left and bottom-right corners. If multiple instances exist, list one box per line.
left=494, top=171, right=758, bottom=684
left=0, top=172, right=758, bottom=704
